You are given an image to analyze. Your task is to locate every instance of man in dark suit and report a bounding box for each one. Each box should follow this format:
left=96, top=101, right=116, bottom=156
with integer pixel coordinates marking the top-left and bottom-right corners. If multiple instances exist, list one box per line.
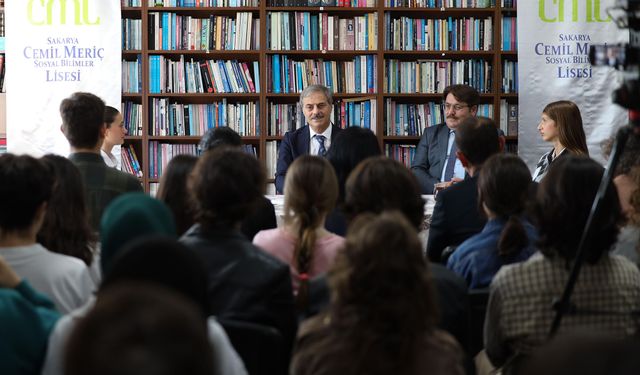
left=275, top=84, right=342, bottom=194
left=411, top=84, right=480, bottom=194
left=427, top=117, right=503, bottom=263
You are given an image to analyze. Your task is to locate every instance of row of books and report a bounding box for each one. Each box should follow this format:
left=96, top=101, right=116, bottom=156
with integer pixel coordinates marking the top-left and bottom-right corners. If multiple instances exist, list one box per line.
left=148, top=142, right=198, bottom=179
left=148, top=0, right=259, bottom=6
left=498, top=99, right=518, bottom=136
left=385, top=16, right=492, bottom=52
left=149, top=56, right=259, bottom=94
left=123, top=58, right=142, bottom=94
left=121, top=144, right=144, bottom=178
left=268, top=54, right=377, bottom=94
left=268, top=12, right=376, bottom=51
left=501, top=60, right=517, bottom=93
left=122, top=101, right=143, bottom=137
left=501, top=16, right=516, bottom=51
left=384, top=0, right=494, bottom=7
left=267, top=0, right=376, bottom=6
left=385, top=144, right=416, bottom=168
left=122, top=0, right=142, bottom=5
left=384, top=58, right=492, bottom=94
left=149, top=12, right=259, bottom=51
left=0, top=138, right=6, bottom=155
left=384, top=100, right=493, bottom=136
left=267, top=97, right=377, bottom=136
left=149, top=98, right=260, bottom=136
left=501, top=0, right=516, bottom=7
left=122, top=19, right=142, bottom=50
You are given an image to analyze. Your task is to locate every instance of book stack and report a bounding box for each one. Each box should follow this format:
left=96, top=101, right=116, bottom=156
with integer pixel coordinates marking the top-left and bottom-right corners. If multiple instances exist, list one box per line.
left=121, top=145, right=143, bottom=178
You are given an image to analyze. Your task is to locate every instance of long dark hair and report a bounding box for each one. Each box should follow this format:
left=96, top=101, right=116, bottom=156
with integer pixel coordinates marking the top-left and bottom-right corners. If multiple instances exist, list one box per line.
left=535, top=156, right=621, bottom=264
left=284, top=155, right=338, bottom=311
left=37, top=154, right=96, bottom=265
left=157, top=154, right=198, bottom=235
left=543, top=100, right=589, bottom=156
left=478, top=154, right=532, bottom=258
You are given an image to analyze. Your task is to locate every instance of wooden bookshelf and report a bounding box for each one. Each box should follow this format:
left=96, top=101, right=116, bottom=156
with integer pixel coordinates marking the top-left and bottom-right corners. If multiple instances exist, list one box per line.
left=124, top=0, right=518, bottom=191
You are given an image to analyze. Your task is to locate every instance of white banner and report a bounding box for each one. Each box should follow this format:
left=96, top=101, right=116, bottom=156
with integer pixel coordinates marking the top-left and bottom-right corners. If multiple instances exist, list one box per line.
left=5, top=0, right=121, bottom=157
left=518, top=0, right=628, bottom=170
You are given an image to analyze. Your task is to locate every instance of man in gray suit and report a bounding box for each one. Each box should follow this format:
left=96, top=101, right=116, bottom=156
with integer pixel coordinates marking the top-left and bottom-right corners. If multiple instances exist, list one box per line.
left=411, top=84, right=479, bottom=194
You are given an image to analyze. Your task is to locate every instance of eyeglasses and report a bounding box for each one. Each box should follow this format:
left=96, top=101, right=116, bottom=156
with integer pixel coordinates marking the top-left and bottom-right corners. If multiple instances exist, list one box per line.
left=443, top=103, right=469, bottom=112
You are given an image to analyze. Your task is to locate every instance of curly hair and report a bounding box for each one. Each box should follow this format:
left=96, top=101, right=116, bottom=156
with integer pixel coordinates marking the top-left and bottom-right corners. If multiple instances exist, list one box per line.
left=301, top=211, right=438, bottom=375
left=189, top=148, right=265, bottom=229
left=534, top=155, right=622, bottom=264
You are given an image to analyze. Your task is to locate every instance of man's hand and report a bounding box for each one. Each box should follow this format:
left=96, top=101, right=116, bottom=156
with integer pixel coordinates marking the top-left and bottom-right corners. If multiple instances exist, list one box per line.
left=433, top=177, right=464, bottom=195
left=0, top=257, right=21, bottom=289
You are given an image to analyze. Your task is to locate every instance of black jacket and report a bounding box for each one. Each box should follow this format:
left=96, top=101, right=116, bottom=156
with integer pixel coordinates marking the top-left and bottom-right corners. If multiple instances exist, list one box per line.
left=180, top=224, right=297, bottom=355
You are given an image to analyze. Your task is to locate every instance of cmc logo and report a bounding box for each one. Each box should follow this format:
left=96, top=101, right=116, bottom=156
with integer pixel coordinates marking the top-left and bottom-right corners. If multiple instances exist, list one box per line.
left=538, top=0, right=611, bottom=23
left=27, top=0, right=101, bottom=26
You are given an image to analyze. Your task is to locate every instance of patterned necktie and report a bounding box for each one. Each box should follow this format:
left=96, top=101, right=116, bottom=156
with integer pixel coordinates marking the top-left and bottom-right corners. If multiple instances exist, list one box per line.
left=443, top=131, right=457, bottom=181
left=315, top=134, right=327, bottom=157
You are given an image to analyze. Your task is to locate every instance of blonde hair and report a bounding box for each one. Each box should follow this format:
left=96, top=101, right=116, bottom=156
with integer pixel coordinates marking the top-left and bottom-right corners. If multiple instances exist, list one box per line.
left=283, top=155, right=338, bottom=310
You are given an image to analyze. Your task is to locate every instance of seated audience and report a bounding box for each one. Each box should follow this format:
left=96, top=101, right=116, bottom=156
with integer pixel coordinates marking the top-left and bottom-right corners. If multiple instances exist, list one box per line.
left=427, top=117, right=503, bottom=263
left=291, top=212, right=464, bottom=375
left=199, top=126, right=277, bottom=240
left=64, top=283, right=214, bottom=375
left=447, top=154, right=537, bottom=288
left=0, top=256, right=60, bottom=375
left=37, top=154, right=98, bottom=282
left=324, top=126, right=381, bottom=235
left=532, top=100, right=589, bottom=182
left=60, top=92, right=142, bottom=231
left=484, top=156, right=640, bottom=371
left=0, top=154, right=95, bottom=314
left=253, top=155, right=344, bottom=311
left=180, top=148, right=296, bottom=361
left=156, top=154, right=198, bottom=235
left=58, top=237, right=246, bottom=375
left=308, top=157, right=470, bottom=356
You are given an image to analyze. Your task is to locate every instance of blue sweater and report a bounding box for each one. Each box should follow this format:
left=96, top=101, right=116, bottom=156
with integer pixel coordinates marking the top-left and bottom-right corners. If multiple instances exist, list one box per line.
left=0, top=281, right=60, bottom=375
left=446, top=218, right=538, bottom=289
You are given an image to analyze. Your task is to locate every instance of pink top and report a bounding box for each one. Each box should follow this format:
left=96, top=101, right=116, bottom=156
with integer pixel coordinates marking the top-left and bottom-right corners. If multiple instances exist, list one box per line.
left=253, top=228, right=345, bottom=294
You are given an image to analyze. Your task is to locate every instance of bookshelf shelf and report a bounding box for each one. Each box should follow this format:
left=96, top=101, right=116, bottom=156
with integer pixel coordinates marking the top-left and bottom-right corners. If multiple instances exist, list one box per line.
left=124, top=1, right=519, bottom=191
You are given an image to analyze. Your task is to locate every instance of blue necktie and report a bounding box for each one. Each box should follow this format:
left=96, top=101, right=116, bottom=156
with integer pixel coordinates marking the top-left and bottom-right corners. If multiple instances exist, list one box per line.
left=443, top=131, right=457, bottom=181
left=315, top=135, right=327, bottom=157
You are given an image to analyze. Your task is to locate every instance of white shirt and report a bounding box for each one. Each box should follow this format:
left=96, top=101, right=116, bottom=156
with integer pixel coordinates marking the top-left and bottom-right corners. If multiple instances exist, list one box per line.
left=100, top=149, right=118, bottom=168
left=440, top=129, right=465, bottom=182
left=309, top=125, right=333, bottom=156
left=42, top=298, right=248, bottom=375
left=0, top=243, right=95, bottom=314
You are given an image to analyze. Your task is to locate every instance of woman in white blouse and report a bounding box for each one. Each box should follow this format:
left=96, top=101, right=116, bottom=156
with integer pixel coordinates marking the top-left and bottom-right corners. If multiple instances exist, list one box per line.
left=100, top=106, right=126, bottom=168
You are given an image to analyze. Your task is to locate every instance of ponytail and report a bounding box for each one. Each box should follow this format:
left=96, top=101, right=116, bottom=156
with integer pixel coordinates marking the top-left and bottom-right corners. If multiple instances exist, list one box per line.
left=293, top=208, right=318, bottom=312
left=498, top=216, right=528, bottom=258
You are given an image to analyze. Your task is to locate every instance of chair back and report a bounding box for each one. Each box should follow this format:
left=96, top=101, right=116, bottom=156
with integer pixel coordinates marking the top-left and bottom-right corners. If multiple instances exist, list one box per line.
left=218, top=318, right=285, bottom=375
left=468, top=288, right=490, bottom=356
